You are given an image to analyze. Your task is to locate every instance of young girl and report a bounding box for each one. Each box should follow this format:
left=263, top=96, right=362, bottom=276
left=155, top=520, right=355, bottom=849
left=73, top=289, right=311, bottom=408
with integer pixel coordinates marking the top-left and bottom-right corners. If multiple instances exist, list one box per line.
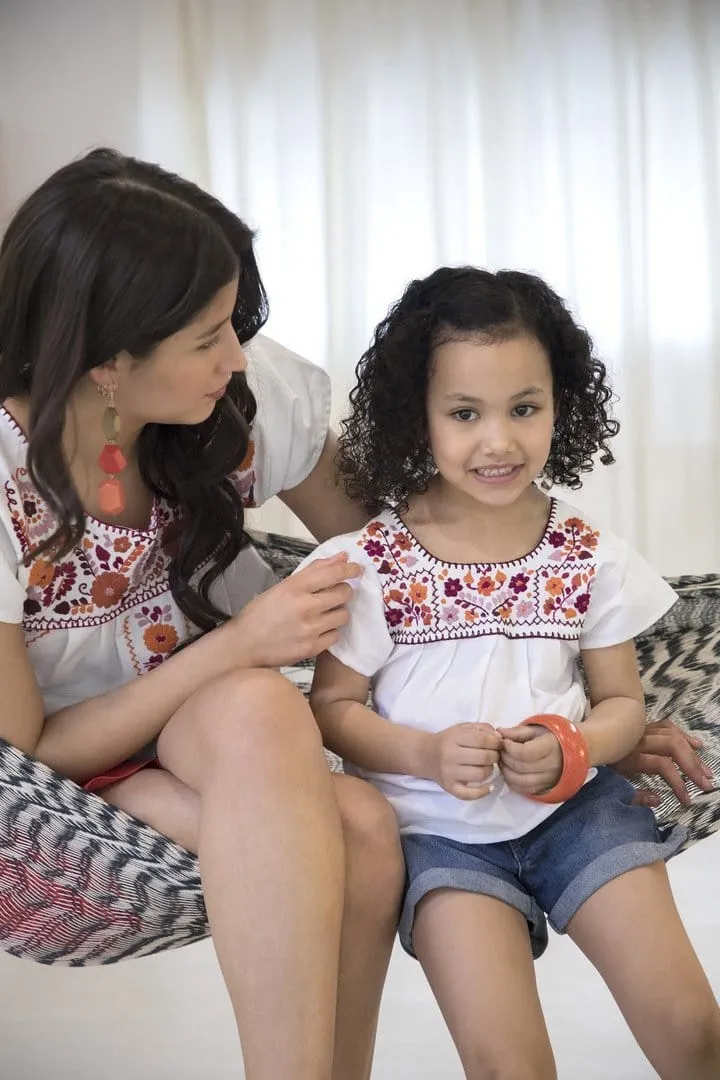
left=307, top=267, right=720, bottom=1079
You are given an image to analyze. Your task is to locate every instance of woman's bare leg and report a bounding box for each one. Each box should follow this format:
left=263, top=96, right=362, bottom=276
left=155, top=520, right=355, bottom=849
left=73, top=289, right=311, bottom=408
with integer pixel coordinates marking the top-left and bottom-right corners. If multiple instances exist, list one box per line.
left=153, top=668, right=345, bottom=1080
left=104, top=760, right=403, bottom=1080
left=330, top=775, right=404, bottom=1080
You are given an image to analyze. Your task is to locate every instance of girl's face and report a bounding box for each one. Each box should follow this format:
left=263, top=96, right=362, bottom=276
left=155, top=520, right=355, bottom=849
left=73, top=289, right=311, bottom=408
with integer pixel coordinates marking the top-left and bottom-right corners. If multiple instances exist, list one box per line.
left=110, top=277, right=247, bottom=430
left=426, top=334, right=555, bottom=509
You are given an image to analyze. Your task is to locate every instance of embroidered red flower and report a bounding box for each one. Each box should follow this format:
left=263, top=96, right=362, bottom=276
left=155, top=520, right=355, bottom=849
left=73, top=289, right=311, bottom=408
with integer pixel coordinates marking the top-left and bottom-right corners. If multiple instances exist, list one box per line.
left=444, top=578, right=462, bottom=597
left=547, top=530, right=566, bottom=548
left=143, top=624, right=179, bottom=654
left=91, top=571, right=129, bottom=608
left=386, top=608, right=403, bottom=626
left=364, top=540, right=385, bottom=558
left=392, top=531, right=413, bottom=551
left=575, top=592, right=591, bottom=613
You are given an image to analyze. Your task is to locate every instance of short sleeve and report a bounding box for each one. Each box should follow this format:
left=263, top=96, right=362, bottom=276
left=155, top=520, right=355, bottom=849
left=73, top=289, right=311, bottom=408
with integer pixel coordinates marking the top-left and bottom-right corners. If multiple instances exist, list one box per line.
left=0, top=518, right=25, bottom=623
left=243, top=334, right=332, bottom=506
left=579, top=533, right=677, bottom=650
left=295, top=535, right=394, bottom=677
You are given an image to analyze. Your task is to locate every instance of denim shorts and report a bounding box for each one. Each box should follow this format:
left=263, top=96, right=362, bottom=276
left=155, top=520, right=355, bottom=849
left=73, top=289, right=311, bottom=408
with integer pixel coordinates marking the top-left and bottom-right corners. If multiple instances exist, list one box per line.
left=400, top=767, right=687, bottom=959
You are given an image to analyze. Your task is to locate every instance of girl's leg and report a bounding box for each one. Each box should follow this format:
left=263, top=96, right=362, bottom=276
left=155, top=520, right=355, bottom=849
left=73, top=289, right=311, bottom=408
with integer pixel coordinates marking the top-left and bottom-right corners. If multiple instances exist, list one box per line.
left=412, top=888, right=556, bottom=1080
left=567, top=862, right=720, bottom=1080
left=155, top=668, right=346, bottom=1080
left=330, top=774, right=404, bottom=1080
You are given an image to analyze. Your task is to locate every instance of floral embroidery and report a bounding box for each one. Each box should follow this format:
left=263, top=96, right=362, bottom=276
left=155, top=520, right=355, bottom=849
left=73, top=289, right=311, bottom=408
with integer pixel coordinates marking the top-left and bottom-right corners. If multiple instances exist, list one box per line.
left=231, top=437, right=257, bottom=508
left=4, top=462, right=189, bottom=676
left=357, top=502, right=599, bottom=644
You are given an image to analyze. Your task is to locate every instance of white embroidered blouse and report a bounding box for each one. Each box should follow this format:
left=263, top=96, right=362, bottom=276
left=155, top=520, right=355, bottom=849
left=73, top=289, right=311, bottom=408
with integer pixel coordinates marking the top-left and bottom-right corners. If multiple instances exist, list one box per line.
left=0, top=335, right=330, bottom=716
left=302, top=500, right=677, bottom=844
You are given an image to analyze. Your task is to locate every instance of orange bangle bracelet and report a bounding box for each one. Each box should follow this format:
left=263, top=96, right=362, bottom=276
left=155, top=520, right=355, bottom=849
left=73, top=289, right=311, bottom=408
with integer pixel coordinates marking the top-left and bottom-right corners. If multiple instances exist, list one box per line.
left=522, top=713, right=590, bottom=804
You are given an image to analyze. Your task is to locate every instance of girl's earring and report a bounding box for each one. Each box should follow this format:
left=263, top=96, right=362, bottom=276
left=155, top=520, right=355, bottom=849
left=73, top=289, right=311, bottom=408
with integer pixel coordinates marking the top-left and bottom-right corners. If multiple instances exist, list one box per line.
left=98, top=383, right=127, bottom=515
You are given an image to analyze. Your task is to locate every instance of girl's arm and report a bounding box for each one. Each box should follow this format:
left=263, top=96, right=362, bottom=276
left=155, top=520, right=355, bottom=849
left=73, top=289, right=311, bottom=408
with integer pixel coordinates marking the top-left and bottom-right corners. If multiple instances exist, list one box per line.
left=310, top=651, right=429, bottom=774
left=579, top=640, right=646, bottom=765
left=310, top=651, right=500, bottom=798
left=500, top=640, right=646, bottom=795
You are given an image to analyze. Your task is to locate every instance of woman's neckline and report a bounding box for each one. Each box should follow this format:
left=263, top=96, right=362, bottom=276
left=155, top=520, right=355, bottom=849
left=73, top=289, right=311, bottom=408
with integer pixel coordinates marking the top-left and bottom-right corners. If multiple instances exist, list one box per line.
left=387, top=496, right=558, bottom=570
left=0, top=402, right=161, bottom=539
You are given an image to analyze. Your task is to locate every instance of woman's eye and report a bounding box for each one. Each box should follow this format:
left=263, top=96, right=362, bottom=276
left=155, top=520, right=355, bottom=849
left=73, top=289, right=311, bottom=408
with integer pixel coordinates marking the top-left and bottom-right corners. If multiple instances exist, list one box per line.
left=513, top=404, right=539, bottom=418
left=199, top=336, right=221, bottom=351
left=452, top=409, right=477, bottom=422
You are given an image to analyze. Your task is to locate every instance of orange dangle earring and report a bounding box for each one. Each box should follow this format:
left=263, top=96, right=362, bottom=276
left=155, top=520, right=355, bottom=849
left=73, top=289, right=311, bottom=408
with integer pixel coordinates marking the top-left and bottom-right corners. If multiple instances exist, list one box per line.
left=98, top=383, right=127, bottom=516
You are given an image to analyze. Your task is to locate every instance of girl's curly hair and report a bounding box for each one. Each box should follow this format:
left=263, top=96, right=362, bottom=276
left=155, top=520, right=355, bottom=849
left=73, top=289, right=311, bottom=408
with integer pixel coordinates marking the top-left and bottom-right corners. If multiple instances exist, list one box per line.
left=338, top=266, right=619, bottom=513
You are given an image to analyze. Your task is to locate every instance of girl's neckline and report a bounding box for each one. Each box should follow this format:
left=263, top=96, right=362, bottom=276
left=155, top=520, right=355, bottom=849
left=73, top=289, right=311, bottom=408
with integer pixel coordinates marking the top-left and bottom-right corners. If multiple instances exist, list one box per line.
left=0, top=403, right=161, bottom=539
left=388, top=496, right=558, bottom=570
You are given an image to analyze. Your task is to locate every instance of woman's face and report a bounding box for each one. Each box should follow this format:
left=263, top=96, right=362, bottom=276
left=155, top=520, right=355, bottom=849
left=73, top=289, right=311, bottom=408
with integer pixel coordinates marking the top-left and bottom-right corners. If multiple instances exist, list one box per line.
left=113, top=277, right=247, bottom=429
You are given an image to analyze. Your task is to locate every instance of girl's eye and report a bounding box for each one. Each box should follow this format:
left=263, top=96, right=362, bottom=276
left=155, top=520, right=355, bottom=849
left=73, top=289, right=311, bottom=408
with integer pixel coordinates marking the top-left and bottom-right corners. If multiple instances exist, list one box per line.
left=198, top=336, right=221, bottom=351
left=513, top=403, right=539, bottom=418
left=452, top=409, right=477, bottom=422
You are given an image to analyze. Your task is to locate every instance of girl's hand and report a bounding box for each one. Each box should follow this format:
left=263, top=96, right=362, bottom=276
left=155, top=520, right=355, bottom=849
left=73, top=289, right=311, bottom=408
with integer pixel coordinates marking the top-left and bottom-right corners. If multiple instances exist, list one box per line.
left=498, top=725, right=563, bottom=797
left=422, top=722, right=502, bottom=801
left=232, top=553, right=361, bottom=668
left=614, top=719, right=716, bottom=808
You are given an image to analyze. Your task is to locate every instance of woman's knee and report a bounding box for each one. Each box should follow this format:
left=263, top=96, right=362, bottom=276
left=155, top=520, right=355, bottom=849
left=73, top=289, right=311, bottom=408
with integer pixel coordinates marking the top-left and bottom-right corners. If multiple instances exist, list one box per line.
left=333, top=775, right=405, bottom=918
left=160, top=669, right=323, bottom=779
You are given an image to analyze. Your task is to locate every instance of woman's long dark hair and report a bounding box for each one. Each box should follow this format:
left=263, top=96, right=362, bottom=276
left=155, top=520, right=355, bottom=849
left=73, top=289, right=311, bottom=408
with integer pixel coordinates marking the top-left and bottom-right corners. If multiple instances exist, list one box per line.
left=0, top=148, right=268, bottom=630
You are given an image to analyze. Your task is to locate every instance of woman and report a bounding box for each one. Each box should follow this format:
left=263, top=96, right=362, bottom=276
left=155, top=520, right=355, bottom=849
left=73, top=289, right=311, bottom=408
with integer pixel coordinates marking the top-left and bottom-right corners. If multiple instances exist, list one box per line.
left=0, top=149, right=708, bottom=1079
left=0, top=148, right=403, bottom=1080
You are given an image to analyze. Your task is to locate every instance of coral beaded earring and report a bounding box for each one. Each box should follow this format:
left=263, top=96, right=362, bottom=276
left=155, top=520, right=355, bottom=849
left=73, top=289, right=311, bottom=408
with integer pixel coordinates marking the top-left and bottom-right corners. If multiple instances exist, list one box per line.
left=98, top=384, right=127, bottom=516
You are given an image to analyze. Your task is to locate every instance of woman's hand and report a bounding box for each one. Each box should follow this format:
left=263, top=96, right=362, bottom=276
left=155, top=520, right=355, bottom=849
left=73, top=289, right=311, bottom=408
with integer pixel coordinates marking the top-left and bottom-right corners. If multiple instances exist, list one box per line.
left=613, top=719, right=716, bottom=807
left=498, top=724, right=563, bottom=796
left=422, top=722, right=501, bottom=800
left=232, top=553, right=361, bottom=668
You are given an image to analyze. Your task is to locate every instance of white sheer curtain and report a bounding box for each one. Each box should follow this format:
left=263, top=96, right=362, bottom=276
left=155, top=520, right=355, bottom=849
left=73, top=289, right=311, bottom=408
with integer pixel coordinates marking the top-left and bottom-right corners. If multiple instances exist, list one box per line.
left=138, top=0, right=720, bottom=572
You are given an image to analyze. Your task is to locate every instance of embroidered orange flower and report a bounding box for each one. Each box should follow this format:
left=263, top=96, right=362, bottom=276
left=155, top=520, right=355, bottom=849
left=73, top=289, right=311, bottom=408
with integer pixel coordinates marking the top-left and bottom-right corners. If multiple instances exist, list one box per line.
left=497, top=603, right=513, bottom=620
left=477, top=576, right=496, bottom=596
left=91, top=571, right=129, bottom=608
left=409, top=582, right=428, bottom=604
left=366, top=521, right=383, bottom=537
left=143, top=624, right=179, bottom=654
left=392, top=531, right=412, bottom=551
left=237, top=438, right=255, bottom=472
left=564, top=608, right=578, bottom=620
left=113, top=537, right=132, bottom=553
left=28, top=558, right=55, bottom=588
left=544, top=577, right=564, bottom=597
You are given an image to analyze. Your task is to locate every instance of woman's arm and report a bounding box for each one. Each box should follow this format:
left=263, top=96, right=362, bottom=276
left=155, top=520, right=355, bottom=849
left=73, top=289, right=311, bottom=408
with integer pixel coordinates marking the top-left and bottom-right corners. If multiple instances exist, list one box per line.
left=279, top=432, right=369, bottom=541
left=1, top=555, right=360, bottom=782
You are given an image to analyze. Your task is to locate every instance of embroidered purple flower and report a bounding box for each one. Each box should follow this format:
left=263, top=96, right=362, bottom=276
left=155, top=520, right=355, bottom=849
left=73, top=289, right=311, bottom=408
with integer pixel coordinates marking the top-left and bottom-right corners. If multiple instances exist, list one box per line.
left=441, top=605, right=460, bottom=623
left=386, top=607, right=403, bottom=627
left=509, top=572, right=530, bottom=594
left=444, top=578, right=462, bottom=597
left=364, top=540, right=385, bottom=558
left=547, top=531, right=566, bottom=548
left=575, top=591, right=591, bottom=613
left=516, top=600, right=534, bottom=619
